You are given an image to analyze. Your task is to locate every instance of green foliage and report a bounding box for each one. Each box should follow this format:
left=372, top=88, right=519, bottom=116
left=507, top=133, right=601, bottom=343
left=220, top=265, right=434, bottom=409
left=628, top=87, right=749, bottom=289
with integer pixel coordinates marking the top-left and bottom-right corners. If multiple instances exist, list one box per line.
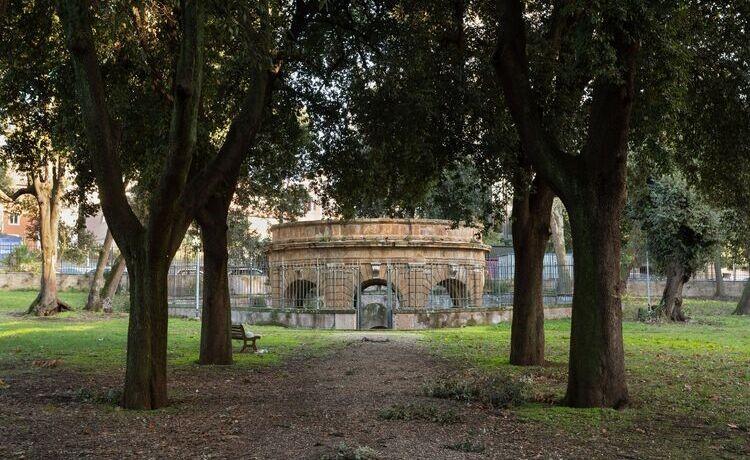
left=3, top=245, right=40, bottom=273
left=226, top=209, right=267, bottom=265
left=299, top=1, right=514, bottom=226
left=378, top=403, right=460, bottom=424
left=629, top=175, right=721, bottom=277
left=322, top=443, right=381, bottom=460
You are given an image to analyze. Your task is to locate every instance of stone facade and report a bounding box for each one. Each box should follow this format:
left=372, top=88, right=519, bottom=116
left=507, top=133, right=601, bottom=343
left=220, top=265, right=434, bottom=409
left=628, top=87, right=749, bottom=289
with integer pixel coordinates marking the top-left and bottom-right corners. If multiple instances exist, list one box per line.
left=263, top=218, right=501, bottom=329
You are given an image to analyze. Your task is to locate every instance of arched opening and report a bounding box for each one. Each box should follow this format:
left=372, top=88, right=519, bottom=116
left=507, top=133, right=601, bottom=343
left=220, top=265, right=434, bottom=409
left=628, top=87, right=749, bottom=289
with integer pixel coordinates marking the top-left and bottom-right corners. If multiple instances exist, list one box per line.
left=430, top=278, right=469, bottom=308
left=285, top=279, right=317, bottom=308
left=354, top=278, right=399, bottom=329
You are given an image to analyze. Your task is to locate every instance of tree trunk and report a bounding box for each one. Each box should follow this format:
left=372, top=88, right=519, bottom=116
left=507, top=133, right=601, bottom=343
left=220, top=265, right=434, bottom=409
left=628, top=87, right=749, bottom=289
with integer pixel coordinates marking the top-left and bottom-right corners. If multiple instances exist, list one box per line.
left=734, top=246, right=750, bottom=315
left=565, top=186, right=629, bottom=408
left=658, top=261, right=689, bottom=321
left=27, top=177, right=70, bottom=316
left=735, top=280, right=750, bottom=315
left=85, top=229, right=114, bottom=311
left=713, top=255, right=725, bottom=298
left=510, top=178, right=553, bottom=366
left=122, top=249, right=170, bottom=409
left=550, top=198, right=571, bottom=295
left=196, top=182, right=238, bottom=365
left=101, top=254, right=126, bottom=311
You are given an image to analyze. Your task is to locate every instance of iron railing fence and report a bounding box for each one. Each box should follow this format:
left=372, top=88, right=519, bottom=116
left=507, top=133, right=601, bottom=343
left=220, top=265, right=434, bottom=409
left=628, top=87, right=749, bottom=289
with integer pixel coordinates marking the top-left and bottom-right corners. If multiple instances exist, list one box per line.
left=0, top=242, right=117, bottom=275
left=166, top=254, right=580, bottom=312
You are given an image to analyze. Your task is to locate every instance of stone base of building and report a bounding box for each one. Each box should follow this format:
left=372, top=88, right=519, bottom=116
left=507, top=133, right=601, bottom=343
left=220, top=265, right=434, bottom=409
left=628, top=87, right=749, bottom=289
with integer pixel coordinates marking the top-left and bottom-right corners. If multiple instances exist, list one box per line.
left=167, top=305, right=572, bottom=330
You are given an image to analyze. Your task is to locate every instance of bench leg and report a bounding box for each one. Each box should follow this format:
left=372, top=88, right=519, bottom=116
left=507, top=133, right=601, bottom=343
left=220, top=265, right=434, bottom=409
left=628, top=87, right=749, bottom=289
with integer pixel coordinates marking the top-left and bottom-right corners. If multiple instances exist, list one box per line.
left=251, top=338, right=258, bottom=352
left=239, top=339, right=248, bottom=353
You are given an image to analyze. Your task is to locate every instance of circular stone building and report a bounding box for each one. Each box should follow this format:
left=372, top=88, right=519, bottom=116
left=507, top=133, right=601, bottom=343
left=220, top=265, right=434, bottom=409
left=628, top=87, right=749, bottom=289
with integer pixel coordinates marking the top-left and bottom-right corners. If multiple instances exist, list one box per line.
left=245, top=218, right=508, bottom=329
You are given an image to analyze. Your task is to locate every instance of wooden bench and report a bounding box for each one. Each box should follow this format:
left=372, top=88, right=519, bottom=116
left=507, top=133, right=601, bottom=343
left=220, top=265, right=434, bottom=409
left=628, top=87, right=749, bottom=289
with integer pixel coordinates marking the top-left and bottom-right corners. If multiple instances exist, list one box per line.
left=231, top=324, right=262, bottom=353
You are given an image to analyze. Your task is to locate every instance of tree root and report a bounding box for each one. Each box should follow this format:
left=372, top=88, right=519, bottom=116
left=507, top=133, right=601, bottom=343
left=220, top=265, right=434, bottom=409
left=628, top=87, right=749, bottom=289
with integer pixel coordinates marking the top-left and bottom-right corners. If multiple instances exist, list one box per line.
left=27, top=294, right=73, bottom=316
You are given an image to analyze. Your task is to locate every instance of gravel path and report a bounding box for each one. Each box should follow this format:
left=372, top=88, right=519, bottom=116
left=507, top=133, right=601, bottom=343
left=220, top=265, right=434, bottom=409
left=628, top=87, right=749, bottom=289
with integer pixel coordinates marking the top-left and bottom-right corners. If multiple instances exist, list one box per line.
left=1, top=333, right=607, bottom=459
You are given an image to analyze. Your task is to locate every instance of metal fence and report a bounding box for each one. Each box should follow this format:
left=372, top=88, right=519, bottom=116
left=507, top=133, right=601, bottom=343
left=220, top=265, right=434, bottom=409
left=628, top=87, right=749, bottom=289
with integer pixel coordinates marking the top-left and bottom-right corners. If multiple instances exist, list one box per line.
left=0, top=242, right=115, bottom=274
left=166, top=251, right=578, bottom=312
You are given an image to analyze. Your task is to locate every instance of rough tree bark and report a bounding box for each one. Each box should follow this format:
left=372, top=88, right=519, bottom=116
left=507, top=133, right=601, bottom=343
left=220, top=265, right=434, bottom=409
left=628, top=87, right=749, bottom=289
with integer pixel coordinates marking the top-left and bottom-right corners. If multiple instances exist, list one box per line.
left=510, top=177, right=553, bottom=366
left=713, top=255, right=725, bottom=298
left=494, top=0, right=637, bottom=407
left=85, top=229, right=114, bottom=311
left=196, top=185, right=237, bottom=365
left=657, top=260, right=689, bottom=321
left=550, top=198, right=571, bottom=294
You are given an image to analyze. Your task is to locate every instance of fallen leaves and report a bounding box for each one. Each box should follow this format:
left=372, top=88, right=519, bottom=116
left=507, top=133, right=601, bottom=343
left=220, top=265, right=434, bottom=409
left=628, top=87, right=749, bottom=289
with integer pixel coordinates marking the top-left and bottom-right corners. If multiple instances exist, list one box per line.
left=32, top=359, right=63, bottom=368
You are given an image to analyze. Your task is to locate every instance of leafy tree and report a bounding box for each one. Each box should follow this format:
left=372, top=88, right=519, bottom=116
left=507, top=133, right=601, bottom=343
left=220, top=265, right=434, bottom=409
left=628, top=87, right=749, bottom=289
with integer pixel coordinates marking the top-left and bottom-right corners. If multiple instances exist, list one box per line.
left=673, top=2, right=750, bottom=314
left=630, top=176, right=721, bottom=321
left=491, top=0, right=695, bottom=407
left=55, top=0, right=315, bottom=408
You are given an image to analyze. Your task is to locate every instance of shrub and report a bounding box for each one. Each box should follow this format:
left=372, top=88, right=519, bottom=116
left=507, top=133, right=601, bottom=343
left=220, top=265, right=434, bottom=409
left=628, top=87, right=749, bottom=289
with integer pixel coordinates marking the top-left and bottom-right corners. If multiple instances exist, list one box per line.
left=4, top=245, right=40, bottom=272
left=322, top=443, right=380, bottom=460
left=422, top=371, right=528, bottom=409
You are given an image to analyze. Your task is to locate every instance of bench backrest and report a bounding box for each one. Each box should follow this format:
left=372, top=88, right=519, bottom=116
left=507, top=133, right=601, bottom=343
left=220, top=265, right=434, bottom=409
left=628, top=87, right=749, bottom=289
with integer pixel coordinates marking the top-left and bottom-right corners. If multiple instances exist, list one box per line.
left=231, top=324, right=245, bottom=339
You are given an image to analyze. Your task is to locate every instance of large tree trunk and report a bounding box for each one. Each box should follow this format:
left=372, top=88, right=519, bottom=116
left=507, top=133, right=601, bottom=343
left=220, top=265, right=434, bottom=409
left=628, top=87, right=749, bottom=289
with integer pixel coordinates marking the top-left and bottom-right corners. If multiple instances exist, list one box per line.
left=196, top=191, right=234, bottom=365
left=85, top=229, right=114, bottom=311
left=122, top=250, right=170, bottom=409
left=510, top=178, right=553, bottom=366
left=550, top=198, right=571, bottom=295
left=657, top=261, right=689, bottom=321
left=101, top=254, right=126, bottom=311
left=713, top=255, right=725, bottom=298
left=565, top=185, right=629, bottom=408
left=735, top=280, right=750, bottom=315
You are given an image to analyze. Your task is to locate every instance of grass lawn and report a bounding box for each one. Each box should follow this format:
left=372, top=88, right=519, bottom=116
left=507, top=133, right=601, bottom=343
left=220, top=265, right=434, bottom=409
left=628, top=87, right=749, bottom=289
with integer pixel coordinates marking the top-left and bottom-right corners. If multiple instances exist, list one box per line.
left=422, top=297, right=750, bottom=458
left=1, top=290, right=748, bottom=457
left=0, top=289, right=335, bottom=373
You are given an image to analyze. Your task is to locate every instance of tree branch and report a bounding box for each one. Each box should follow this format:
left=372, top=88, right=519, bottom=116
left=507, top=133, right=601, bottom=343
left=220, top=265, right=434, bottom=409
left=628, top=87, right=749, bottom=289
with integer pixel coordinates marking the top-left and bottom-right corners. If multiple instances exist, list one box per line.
left=148, top=0, right=205, bottom=250
left=492, top=0, right=575, bottom=195
left=10, top=186, right=36, bottom=201
left=581, top=28, right=640, bottom=173
left=58, top=0, right=144, bottom=253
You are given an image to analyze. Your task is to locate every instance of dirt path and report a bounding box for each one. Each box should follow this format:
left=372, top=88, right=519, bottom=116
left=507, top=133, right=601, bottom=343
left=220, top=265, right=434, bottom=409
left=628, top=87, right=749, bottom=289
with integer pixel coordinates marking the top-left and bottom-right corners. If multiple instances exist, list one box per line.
left=1, top=334, right=612, bottom=459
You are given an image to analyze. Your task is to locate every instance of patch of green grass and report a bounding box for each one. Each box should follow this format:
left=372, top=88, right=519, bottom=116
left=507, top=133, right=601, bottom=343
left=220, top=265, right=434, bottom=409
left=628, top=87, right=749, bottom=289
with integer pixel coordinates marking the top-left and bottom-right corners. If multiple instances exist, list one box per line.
left=378, top=403, right=460, bottom=424
left=421, top=297, right=750, bottom=457
left=0, top=289, right=335, bottom=373
left=0, top=289, right=89, bottom=314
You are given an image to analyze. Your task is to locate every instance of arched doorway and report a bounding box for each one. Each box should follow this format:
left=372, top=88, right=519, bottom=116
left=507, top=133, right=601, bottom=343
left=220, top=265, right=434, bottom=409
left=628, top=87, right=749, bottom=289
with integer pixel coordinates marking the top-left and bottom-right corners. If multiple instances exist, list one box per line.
left=354, top=278, right=399, bottom=329
left=285, top=279, right=318, bottom=308
left=431, top=278, right=469, bottom=308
